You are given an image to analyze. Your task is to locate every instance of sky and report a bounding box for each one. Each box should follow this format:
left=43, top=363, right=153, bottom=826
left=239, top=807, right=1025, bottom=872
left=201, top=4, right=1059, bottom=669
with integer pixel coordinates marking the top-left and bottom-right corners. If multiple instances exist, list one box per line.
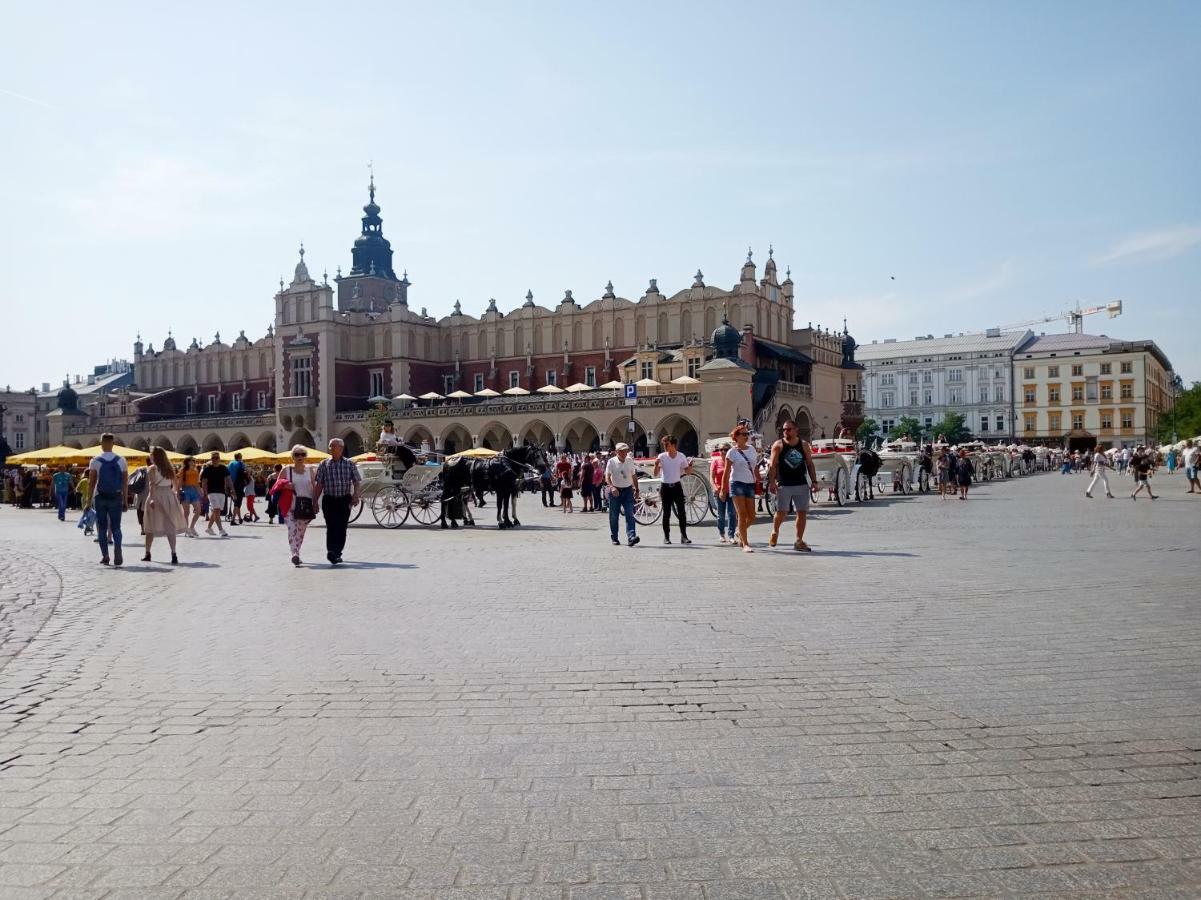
left=2, top=1, right=1199, bottom=390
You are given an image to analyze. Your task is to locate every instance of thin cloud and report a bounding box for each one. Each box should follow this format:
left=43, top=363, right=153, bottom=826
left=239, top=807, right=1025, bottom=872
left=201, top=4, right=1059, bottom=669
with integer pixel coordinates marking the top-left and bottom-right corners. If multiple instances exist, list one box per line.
left=1091, top=225, right=1201, bottom=266
left=0, top=87, right=55, bottom=109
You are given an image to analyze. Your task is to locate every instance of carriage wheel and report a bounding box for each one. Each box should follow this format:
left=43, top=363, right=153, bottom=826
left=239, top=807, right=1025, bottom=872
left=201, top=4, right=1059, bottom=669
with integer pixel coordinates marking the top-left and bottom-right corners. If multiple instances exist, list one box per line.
left=899, top=465, right=912, bottom=494
left=682, top=473, right=710, bottom=526
left=633, top=492, right=662, bottom=526
left=919, top=469, right=931, bottom=493
left=833, top=467, right=846, bottom=506
left=854, top=470, right=869, bottom=502
left=371, top=487, right=411, bottom=529
left=408, top=490, right=441, bottom=526
left=348, top=495, right=365, bottom=523
left=762, top=489, right=777, bottom=517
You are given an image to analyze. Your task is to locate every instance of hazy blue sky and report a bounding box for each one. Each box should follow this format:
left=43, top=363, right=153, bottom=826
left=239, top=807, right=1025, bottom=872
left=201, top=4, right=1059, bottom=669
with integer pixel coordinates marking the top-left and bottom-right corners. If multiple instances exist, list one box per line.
left=3, top=1, right=1199, bottom=389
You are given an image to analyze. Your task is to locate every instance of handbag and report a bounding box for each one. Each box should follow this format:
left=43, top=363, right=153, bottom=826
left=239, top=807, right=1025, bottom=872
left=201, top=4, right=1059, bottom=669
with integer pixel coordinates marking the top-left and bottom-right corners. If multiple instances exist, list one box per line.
left=285, top=468, right=317, bottom=520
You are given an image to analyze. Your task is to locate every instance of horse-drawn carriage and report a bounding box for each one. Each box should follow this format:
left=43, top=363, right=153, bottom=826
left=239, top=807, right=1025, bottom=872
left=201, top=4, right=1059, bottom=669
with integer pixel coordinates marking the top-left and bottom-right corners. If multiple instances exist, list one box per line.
left=877, top=440, right=919, bottom=494
left=805, top=438, right=855, bottom=505
left=630, top=458, right=714, bottom=527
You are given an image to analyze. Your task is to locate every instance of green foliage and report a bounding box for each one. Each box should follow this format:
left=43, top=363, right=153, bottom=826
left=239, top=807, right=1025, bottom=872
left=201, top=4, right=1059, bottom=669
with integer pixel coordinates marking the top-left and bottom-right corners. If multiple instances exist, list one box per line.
left=927, top=412, right=970, bottom=444
left=855, top=418, right=879, bottom=443
left=363, top=402, right=392, bottom=451
left=1158, top=381, right=1201, bottom=442
left=889, top=416, right=922, bottom=441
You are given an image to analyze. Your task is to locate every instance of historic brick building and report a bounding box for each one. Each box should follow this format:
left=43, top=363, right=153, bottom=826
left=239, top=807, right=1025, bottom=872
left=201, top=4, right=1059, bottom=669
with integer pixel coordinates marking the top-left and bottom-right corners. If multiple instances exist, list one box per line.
left=55, top=178, right=864, bottom=457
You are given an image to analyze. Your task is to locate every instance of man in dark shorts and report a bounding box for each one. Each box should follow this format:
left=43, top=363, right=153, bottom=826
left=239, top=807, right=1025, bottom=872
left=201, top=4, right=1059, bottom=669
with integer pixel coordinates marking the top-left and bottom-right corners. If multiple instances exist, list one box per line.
left=200, top=452, right=234, bottom=537
left=1130, top=448, right=1157, bottom=500
left=767, top=420, right=818, bottom=551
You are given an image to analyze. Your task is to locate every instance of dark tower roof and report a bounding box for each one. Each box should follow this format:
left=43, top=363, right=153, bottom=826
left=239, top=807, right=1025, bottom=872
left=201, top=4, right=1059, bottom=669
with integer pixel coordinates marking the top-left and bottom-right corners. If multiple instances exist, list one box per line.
left=349, top=174, right=397, bottom=280
left=712, top=313, right=742, bottom=359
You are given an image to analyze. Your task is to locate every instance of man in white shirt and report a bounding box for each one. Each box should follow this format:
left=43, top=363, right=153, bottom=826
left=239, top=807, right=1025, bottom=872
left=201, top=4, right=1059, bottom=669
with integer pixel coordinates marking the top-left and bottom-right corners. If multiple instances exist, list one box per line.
left=605, top=442, right=640, bottom=547
left=653, top=435, right=692, bottom=544
left=1184, top=440, right=1200, bottom=494
left=87, top=432, right=129, bottom=566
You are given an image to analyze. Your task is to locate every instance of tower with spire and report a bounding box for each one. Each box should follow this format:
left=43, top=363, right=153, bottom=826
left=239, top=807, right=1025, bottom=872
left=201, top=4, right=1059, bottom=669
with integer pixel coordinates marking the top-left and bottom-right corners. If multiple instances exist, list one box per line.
left=337, top=167, right=408, bottom=313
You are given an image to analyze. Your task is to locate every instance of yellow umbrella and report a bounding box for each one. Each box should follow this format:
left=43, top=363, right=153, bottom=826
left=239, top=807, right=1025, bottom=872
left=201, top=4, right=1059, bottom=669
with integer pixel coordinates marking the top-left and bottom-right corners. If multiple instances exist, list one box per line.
left=446, top=448, right=499, bottom=461
left=268, top=446, right=331, bottom=463
left=78, top=444, right=149, bottom=459
left=5, top=445, right=87, bottom=465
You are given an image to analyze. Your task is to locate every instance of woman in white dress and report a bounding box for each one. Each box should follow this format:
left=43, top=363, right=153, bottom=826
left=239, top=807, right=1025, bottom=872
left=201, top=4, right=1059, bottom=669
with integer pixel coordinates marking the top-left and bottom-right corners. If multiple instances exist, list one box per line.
left=141, top=446, right=186, bottom=564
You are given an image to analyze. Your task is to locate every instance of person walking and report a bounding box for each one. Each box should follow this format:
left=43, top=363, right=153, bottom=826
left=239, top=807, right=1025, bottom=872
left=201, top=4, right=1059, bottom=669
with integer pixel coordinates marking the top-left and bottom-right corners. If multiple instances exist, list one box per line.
left=179, top=458, right=202, bottom=536
left=653, top=435, right=692, bottom=544
left=579, top=453, right=594, bottom=512
left=1165, top=447, right=1178, bottom=475
left=1086, top=443, right=1115, bottom=498
left=51, top=467, right=72, bottom=521
left=265, top=463, right=283, bottom=523
left=140, top=447, right=185, bottom=564
left=767, top=420, right=818, bottom=551
left=200, top=452, right=233, bottom=537
left=228, top=452, right=246, bottom=525
left=1130, top=449, right=1157, bottom=500
left=1183, top=441, right=1200, bottom=494
left=554, top=453, right=573, bottom=513
left=87, top=433, right=129, bottom=566
left=592, top=455, right=605, bottom=512
left=605, top=442, right=640, bottom=546
left=76, top=468, right=95, bottom=535
left=313, top=437, right=360, bottom=566
left=711, top=442, right=733, bottom=543
left=956, top=449, right=975, bottom=499
left=721, top=425, right=760, bottom=552
left=243, top=467, right=259, bottom=522
left=269, top=445, right=318, bottom=565
left=539, top=464, right=556, bottom=507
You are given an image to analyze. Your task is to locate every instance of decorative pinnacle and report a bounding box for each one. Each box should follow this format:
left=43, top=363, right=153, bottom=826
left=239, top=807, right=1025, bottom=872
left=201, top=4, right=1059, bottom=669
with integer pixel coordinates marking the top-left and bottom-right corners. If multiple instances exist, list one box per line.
left=298, top=242, right=304, bottom=259
left=746, top=246, right=753, bottom=263
left=367, top=160, right=375, bottom=202
left=279, top=276, right=284, bottom=290
left=768, top=243, right=774, bottom=259
left=322, top=268, right=328, bottom=284
left=785, top=266, right=791, bottom=280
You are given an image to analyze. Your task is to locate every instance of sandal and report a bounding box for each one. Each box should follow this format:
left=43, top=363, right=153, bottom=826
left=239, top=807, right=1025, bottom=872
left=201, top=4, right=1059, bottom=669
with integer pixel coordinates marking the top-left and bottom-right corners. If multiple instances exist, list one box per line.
left=768, top=532, right=778, bottom=548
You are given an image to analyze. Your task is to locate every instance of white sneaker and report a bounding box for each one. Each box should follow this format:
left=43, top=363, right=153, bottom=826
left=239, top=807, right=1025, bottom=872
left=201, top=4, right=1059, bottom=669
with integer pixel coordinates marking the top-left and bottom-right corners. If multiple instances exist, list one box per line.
left=219, top=529, right=229, bottom=538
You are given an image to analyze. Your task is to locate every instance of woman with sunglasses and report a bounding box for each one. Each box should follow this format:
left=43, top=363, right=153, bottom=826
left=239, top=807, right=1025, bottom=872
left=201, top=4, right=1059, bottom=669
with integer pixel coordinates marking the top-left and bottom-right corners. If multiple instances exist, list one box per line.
left=269, top=445, right=318, bottom=565
left=719, top=425, right=760, bottom=552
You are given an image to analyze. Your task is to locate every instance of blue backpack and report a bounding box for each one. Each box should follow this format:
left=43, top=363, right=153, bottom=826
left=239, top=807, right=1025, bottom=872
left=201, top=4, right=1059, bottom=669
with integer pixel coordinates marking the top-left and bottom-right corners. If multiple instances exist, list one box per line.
left=96, top=455, right=124, bottom=493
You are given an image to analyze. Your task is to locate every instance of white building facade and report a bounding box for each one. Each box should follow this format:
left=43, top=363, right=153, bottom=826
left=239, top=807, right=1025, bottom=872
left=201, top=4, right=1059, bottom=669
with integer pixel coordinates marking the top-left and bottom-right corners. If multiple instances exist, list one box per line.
left=858, top=330, right=1033, bottom=440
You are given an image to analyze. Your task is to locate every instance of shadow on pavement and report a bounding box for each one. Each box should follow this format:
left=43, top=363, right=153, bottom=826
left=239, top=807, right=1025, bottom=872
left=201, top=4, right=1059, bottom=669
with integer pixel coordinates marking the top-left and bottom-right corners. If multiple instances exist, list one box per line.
left=811, top=549, right=917, bottom=558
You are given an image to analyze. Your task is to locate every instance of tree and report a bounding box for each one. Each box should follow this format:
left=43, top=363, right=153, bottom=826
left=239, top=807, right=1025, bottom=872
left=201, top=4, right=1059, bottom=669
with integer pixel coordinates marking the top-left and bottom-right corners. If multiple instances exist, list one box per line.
left=927, top=412, right=970, bottom=444
left=363, top=402, right=392, bottom=451
left=855, top=418, right=879, bottom=444
left=889, top=416, right=922, bottom=441
left=1158, top=380, right=1201, bottom=442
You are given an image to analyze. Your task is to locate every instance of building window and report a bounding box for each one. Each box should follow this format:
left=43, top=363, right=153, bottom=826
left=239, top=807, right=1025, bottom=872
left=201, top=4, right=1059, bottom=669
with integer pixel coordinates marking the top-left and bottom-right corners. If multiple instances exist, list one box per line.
left=880, top=373, right=895, bottom=386
left=947, top=368, right=962, bottom=383
left=924, top=417, right=933, bottom=428
left=908, top=372, right=918, bottom=385
left=444, top=375, right=457, bottom=395
left=1049, top=386, right=1060, bottom=402
left=847, top=383, right=858, bottom=401
left=1072, top=413, right=1084, bottom=430
left=948, top=387, right=963, bottom=405
left=1048, top=365, right=1059, bottom=378
left=14, top=432, right=25, bottom=449
left=881, top=418, right=895, bottom=432
left=881, top=392, right=894, bottom=408
left=1071, top=385, right=1083, bottom=401
left=1100, top=363, right=1111, bottom=375
left=979, top=385, right=990, bottom=403
left=923, top=390, right=932, bottom=406
left=1101, top=383, right=1113, bottom=400
left=980, top=417, right=989, bottom=433
left=1120, top=361, right=1133, bottom=374
left=1024, top=415, right=1035, bottom=432
left=1071, top=364, right=1083, bottom=376
left=686, top=358, right=700, bottom=379
left=1121, top=411, right=1133, bottom=429
left=473, top=373, right=485, bottom=393
left=185, top=396, right=195, bottom=415
left=506, top=370, right=518, bottom=389
left=1049, top=414, right=1061, bottom=431
left=640, top=361, right=654, bottom=381
left=585, top=366, right=597, bottom=386
left=1120, top=383, right=1133, bottom=399
left=291, top=356, right=312, bottom=397
left=207, top=394, right=218, bottom=413
left=1023, top=367, right=1035, bottom=379
left=231, top=394, right=242, bottom=412
left=922, top=371, right=932, bottom=384
left=546, top=369, right=557, bottom=386
left=909, top=390, right=918, bottom=406
left=1101, top=412, right=1113, bottom=429
left=255, top=391, right=266, bottom=409
left=14, top=413, right=24, bottom=424
left=996, top=415, right=1004, bottom=432
left=369, top=369, right=385, bottom=398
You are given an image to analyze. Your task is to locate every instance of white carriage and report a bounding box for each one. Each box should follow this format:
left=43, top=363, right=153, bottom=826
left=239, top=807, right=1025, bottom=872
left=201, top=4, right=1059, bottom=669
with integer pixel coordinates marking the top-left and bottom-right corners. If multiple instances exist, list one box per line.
left=877, top=439, right=919, bottom=494
left=631, top=457, right=714, bottom=527
left=807, top=438, right=854, bottom=506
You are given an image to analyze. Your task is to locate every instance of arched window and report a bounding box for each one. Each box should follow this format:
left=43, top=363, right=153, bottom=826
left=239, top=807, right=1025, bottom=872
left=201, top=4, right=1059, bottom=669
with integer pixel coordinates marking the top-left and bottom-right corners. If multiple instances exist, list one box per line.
left=614, top=318, right=626, bottom=348
left=592, top=318, right=603, bottom=349
left=681, top=309, right=693, bottom=342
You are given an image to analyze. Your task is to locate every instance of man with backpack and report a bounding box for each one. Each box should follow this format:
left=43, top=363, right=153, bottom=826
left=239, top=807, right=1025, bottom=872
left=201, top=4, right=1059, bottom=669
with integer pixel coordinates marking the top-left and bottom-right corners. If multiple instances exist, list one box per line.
left=87, top=433, right=129, bottom=566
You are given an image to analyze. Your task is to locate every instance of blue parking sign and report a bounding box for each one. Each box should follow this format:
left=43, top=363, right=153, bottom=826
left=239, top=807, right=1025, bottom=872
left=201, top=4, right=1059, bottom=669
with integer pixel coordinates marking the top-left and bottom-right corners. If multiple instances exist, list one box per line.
left=624, top=383, right=637, bottom=400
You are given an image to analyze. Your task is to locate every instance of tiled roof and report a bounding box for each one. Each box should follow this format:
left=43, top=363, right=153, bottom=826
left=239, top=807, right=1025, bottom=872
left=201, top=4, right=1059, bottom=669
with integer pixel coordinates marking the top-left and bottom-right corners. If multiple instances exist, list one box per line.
left=1017, top=333, right=1112, bottom=353
left=856, top=330, right=1031, bottom=360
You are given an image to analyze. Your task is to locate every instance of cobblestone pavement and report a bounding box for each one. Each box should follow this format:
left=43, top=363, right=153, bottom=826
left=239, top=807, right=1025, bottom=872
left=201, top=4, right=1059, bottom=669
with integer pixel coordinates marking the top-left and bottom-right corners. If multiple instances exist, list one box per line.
left=0, top=471, right=1198, bottom=899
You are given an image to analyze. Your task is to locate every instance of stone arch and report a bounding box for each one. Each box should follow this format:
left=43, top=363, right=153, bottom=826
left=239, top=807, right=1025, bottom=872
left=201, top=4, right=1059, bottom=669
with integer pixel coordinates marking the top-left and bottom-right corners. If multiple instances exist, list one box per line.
left=794, top=408, right=813, bottom=441
left=519, top=419, right=554, bottom=448
left=288, top=427, right=315, bottom=448
left=404, top=424, right=434, bottom=449
left=64, top=439, right=84, bottom=449
left=440, top=423, right=472, bottom=455
left=729, top=303, right=742, bottom=330
left=606, top=415, right=647, bottom=456
left=572, top=321, right=583, bottom=350
left=176, top=435, right=199, bottom=456
left=130, top=436, right=151, bottom=452
left=592, top=318, right=603, bottom=350
left=614, top=317, right=626, bottom=348
left=340, top=429, right=365, bottom=458
left=279, top=414, right=294, bottom=432
left=653, top=413, right=700, bottom=457
left=255, top=432, right=277, bottom=451
left=201, top=433, right=225, bottom=452
left=479, top=421, right=513, bottom=451
left=774, top=406, right=794, bottom=441
left=658, top=312, right=669, bottom=344
left=635, top=315, right=646, bottom=346
left=227, top=432, right=251, bottom=451
left=562, top=417, right=600, bottom=454
left=681, top=309, right=693, bottom=342
left=704, top=306, right=716, bottom=336
left=153, top=436, right=175, bottom=451
left=513, top=324, right=524, bottom=357
left=552, top=322, right=562, bottom=351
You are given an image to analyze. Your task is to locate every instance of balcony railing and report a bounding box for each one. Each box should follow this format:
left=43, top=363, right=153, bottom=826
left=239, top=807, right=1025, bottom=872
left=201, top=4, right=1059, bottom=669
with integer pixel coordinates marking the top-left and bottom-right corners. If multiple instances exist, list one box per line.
left=775, top=381, right=813, bottom=401
left=278, top=395, right=314, bottom=410
left=332, top=391, right=700, bottom=423
left=65, top=412, right=274, bottom=435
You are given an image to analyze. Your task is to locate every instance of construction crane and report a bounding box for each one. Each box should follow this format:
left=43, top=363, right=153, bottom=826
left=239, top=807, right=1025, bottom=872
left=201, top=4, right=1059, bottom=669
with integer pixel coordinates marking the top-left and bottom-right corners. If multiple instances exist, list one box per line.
left=991, top=300, right=1123, bottom=335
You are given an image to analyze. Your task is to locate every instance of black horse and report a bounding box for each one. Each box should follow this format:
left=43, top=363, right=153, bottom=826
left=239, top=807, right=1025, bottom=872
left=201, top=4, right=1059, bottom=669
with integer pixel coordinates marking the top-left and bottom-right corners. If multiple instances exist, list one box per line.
left=440, top=445, right=550, bottom=528
left=855, top=449, right=883, bottom=500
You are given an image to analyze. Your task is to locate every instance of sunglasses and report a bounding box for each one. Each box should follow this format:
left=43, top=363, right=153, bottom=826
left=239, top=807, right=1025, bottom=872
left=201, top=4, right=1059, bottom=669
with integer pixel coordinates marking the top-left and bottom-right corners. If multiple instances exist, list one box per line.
left=292, top=453, right=306, bottom=459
